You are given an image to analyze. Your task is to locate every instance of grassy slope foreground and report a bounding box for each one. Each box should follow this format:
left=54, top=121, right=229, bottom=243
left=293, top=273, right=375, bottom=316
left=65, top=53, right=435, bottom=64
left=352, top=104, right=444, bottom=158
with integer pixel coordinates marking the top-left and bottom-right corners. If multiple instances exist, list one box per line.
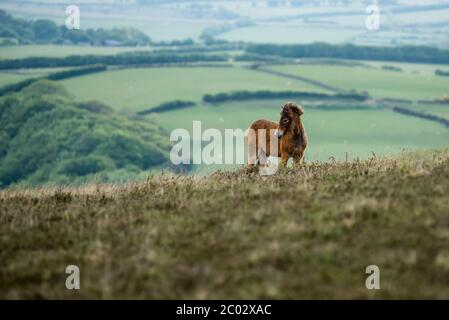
left=1, top=150, right=449, bottom=299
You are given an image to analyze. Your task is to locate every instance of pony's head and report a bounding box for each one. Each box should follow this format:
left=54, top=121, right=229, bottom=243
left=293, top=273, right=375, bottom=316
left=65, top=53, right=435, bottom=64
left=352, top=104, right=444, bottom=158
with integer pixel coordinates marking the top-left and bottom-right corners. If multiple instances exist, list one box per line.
left=276, top=102, right=304, bottom=138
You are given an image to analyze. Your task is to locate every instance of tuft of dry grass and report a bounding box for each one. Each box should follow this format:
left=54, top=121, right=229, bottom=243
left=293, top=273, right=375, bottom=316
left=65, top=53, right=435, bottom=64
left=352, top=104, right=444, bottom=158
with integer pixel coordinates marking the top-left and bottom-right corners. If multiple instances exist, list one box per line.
left=1, top=149, right=449, bottom=299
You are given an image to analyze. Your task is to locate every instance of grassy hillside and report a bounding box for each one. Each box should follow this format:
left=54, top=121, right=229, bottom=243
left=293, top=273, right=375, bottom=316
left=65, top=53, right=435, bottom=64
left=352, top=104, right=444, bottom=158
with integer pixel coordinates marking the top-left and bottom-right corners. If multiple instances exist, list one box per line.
left=1, top=149, right=449, bottom=299
left=0, top=80, right=172, bottom=187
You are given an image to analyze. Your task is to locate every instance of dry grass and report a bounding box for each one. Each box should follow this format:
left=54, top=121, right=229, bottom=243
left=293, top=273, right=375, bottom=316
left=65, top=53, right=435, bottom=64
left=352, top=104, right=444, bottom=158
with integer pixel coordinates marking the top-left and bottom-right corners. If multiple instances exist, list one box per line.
left=1, top=149, right=449, bottom=299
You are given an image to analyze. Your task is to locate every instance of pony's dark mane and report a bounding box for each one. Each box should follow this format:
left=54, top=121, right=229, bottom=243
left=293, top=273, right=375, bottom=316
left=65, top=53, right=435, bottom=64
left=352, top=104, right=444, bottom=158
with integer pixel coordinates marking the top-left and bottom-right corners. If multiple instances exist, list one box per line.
left=283, top=102, right=306, bottom=147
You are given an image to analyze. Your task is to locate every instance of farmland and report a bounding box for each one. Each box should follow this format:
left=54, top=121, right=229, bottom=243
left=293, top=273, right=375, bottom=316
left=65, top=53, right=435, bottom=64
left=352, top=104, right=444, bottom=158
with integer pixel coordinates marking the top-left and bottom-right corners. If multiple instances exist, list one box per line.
left=61, top=66, right=328, bottom=113
left=216, top=25, right=361, bottom=44
left=0, top=3, right=448, bottom=178
left=265, top=64, right=449, bottom=100
left=2, top=48, right=449, bottom=176
left=59, top=60, right=449, bottom=113
left=4, top=57, right=446, bottom=175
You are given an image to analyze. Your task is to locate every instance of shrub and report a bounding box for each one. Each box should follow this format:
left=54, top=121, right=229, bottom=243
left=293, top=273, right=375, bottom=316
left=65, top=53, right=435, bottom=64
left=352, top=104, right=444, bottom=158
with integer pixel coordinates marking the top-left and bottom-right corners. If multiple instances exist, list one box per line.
left=58, top=156, right=114, bottom=176
left=435, top=69, right=449, bottom=77
left=137, top=100, right=196, bottom=115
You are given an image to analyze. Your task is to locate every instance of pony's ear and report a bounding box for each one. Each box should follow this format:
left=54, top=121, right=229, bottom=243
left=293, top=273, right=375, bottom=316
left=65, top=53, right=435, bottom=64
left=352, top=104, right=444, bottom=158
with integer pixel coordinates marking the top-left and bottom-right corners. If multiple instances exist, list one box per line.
left=291, top=105, right=304, bottom=116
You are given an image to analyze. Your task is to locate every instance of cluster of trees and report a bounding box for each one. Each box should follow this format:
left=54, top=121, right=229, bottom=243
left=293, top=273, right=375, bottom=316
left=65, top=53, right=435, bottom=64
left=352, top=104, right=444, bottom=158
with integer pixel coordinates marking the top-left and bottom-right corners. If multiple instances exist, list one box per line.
left=0, top=52, right=228, bottom=70
left=0, top=9, right=150, bottom=46
left=137, top=100, right=196, bottom=115
left=234, top=53, right=282, bottom=62
left=0, top=65, right=107, bottom=96
left=381, top=65, right=403, bottom=72
left=155, top=39, right=195, bottom=47
left=156, top=41, right=245, bottom=54
left=435, top=69, right=449, bottom=77
left=246, top=43, right=449, bottom=64
left=203, top=90, right=368, bottom=104
left=0, top=80, right=172, bottom=187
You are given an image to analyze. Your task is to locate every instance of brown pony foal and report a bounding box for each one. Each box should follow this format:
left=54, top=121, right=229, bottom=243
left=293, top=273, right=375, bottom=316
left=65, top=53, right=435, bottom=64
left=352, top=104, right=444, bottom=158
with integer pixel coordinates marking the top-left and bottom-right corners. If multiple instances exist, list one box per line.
left=247, top=102, right=308, bottom=170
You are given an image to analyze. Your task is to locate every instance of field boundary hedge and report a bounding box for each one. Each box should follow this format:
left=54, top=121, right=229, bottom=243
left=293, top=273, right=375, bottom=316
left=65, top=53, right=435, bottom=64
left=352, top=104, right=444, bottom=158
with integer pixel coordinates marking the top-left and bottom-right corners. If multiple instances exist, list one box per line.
left=203, top=90, right=368, bottom=104
left=435, top=69, right=449, bottom=77
left=247, top=43, right=449, bottom=65
left=392, top=106, right=449, bottom=128
left=0, top=52, right=228, bottom=70
left=0, top=65, right=107, bottom=96
left=137, top=100, right=196, bottom=115
left=251, top=67, right=345, bottom=93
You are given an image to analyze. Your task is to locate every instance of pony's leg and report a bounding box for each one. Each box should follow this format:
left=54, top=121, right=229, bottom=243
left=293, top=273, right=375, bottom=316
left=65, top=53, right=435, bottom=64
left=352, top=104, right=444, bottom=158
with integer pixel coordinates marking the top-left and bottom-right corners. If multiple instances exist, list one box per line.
left=279, top=154, right=289, bottom=173
left=293, top=149, right=305, bottom=169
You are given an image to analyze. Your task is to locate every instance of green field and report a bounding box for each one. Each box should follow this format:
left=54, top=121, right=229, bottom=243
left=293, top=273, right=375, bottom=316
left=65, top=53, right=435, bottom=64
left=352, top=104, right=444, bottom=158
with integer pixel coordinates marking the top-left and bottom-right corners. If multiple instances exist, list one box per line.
left=266, top=64, right=449, bottom=100
left=61, top=66, right=329, bottom=113
left=156, top=99, right=449, bottom=173
left=217, top=25, right=362, bottom=44
left=365, top=61, right=449, bottom=77
left=0, top=45, right=151, bottom=59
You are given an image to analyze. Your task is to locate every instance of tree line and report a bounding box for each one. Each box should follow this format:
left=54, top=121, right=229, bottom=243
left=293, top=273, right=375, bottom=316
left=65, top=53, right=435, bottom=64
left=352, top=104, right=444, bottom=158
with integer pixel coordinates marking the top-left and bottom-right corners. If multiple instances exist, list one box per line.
left=0, top=65, right=107, bottom=96
left=0, top=9, right=151, bottom=46
left=0, top=52, right=228, bottom=70
left=203, top=90, right=368, bottom=104
left=246, top=43, right=449, bottom=64
left=137, top=100, right=196, bottom=115
left=435, top=69, right=449, bottom=77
